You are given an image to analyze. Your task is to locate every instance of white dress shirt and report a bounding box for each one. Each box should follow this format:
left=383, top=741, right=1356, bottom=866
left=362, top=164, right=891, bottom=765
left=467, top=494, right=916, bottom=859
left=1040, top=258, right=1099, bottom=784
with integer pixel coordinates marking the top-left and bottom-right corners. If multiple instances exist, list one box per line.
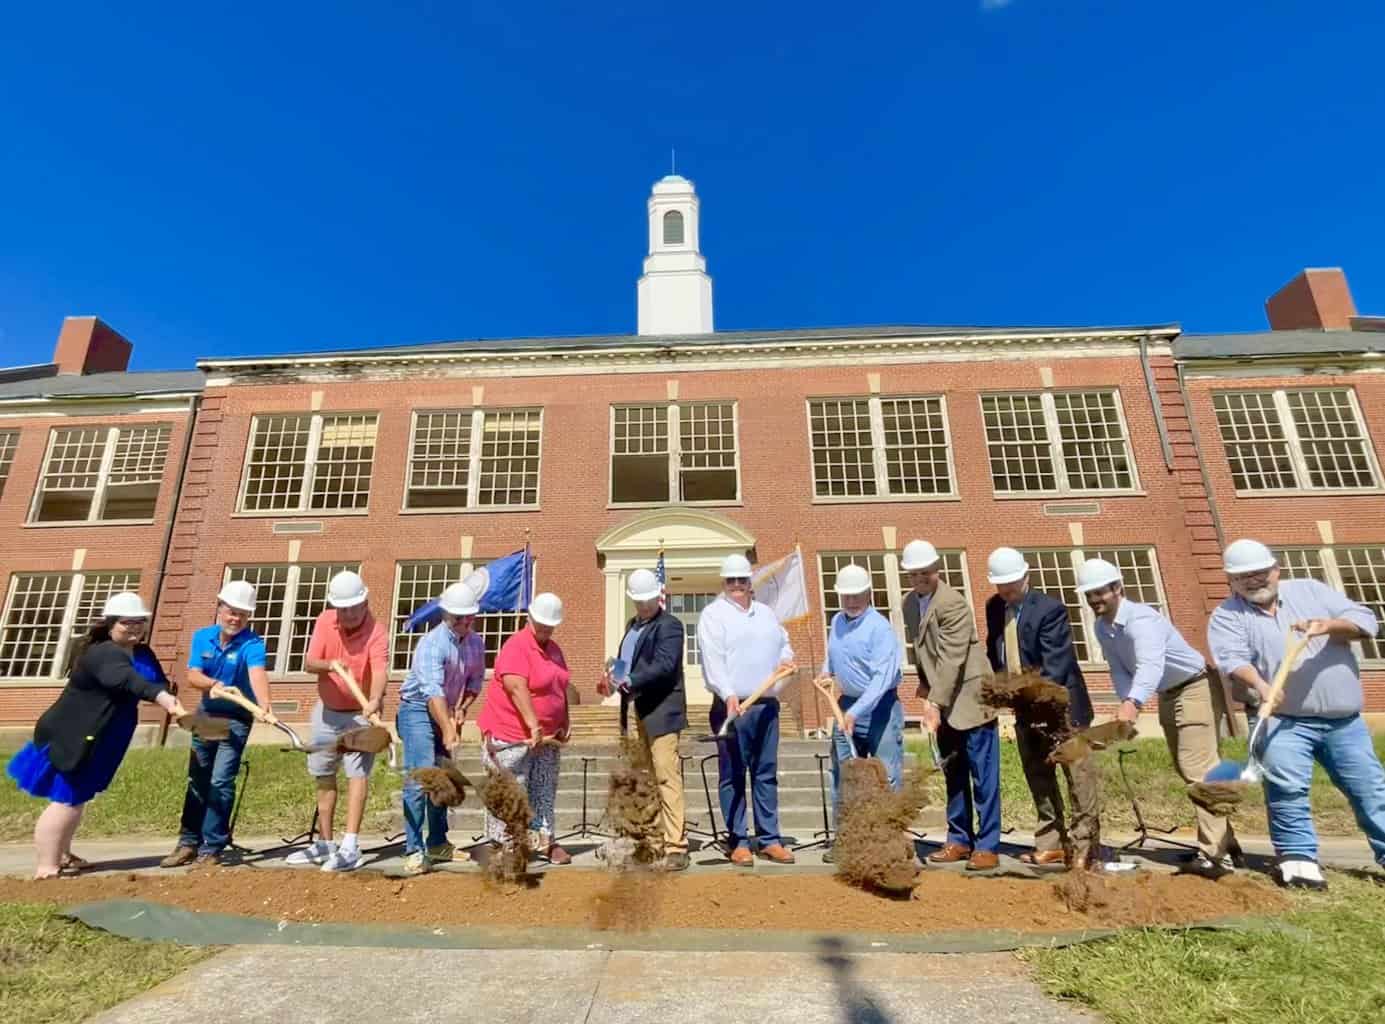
left=696, top=594, right=794, bottom=701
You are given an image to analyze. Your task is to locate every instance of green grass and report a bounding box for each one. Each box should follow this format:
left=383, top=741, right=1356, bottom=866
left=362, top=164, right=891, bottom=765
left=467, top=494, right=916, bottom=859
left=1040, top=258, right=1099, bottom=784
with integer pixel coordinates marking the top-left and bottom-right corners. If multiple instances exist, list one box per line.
left=1022, top=871, right=1385, bottom=1024
left=904, top=733, right=1385, bottom=837
left=0, top=746, right=404, bottom=841
left=0, top=902, right=213, bottom=1023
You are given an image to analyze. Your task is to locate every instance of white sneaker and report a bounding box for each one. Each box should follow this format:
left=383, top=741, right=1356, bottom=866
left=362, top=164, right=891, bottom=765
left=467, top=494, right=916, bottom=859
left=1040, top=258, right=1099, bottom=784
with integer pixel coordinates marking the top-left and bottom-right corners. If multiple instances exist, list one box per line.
left=286, top=840, right=334, bottom=866
left=402, top=852, right=430, bottom=876
left=321, top=845, right=362, bottom=873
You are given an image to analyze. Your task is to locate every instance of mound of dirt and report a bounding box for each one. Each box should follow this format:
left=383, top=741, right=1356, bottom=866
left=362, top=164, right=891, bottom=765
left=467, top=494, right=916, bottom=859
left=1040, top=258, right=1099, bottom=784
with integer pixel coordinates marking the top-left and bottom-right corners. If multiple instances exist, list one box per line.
left=603, top=739, right=662, bottom=866
left=0, top=867, right=1287, bottom=936
left=834, top=757, right=932, bottom=897
left=478, top=767, right=532, bottom=882
left=412, top=761, right=470, bottom=808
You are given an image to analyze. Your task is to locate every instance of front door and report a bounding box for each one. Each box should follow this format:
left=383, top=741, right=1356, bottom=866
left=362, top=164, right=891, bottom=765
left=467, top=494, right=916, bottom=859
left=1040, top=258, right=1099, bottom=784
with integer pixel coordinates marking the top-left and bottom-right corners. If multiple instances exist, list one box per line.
left=666, top=585, right=719, bottom=705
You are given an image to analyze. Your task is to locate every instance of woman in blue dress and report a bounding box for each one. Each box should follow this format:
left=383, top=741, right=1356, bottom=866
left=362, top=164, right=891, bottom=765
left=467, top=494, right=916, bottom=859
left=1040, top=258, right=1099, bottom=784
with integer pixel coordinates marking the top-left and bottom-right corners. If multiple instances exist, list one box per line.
left=5, top=591, right=186, bottom=878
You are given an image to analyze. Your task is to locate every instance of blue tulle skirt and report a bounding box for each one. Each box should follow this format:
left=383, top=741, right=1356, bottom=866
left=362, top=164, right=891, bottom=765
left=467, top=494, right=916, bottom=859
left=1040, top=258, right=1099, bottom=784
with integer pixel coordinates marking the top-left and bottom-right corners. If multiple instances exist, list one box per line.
left=6, top=702, right=139, bottom=806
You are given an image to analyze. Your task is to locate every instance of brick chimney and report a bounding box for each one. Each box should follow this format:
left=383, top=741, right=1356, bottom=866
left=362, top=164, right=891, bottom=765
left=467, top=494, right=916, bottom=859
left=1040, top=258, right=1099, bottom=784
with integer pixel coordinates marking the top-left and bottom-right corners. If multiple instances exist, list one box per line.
left=53, top=317, right=133, bottom=375
left=1265, top=268, right=1357, bottom=331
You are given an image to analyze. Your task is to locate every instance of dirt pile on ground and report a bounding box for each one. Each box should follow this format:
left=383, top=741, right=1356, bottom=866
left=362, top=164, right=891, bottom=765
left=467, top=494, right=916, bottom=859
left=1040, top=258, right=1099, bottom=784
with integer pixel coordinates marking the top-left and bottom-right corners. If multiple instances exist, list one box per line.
left=590, top=872, right=665, bottom=931
left=834, top=756, right=932, bottom=897
left=412, top=761, right=470, bottom=808
left=1187, top=780, right=1248, bottom=817
left=478, top=767, right=532, bottom=882
left=0, top=867, right=1287, bottom=935
left=602, top=738, right=662, bottom=866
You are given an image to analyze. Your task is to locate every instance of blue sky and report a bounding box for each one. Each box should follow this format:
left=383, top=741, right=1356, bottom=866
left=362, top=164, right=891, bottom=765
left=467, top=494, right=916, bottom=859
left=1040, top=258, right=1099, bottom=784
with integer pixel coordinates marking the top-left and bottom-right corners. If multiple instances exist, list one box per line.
left=2, top=2, right=1382, bottom=369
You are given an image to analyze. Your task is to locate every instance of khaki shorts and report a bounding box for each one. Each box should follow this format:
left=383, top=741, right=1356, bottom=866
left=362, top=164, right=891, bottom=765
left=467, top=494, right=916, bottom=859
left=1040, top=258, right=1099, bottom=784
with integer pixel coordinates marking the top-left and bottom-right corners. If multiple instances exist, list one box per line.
left=306, top=702, right=376, bottom=779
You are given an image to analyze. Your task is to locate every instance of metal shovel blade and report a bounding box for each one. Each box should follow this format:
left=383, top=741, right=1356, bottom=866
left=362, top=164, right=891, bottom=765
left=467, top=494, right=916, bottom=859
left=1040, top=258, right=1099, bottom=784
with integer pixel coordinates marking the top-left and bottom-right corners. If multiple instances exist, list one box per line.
left=1204, top=718, right=1268, bottom=783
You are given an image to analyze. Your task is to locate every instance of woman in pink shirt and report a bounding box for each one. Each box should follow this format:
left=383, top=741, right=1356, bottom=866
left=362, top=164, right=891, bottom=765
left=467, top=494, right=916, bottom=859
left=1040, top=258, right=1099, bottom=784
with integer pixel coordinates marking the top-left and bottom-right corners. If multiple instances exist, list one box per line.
left=476, top=592, right=573, bottom=864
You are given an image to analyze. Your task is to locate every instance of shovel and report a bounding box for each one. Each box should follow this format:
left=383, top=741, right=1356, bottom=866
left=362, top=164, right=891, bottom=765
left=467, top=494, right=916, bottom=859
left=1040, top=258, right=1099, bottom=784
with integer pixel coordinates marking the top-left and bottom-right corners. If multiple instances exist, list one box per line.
left=716, top=664, right=798, bottom=738
left=208, top=684, right=307, bottom=750
left=812, top=675, right=857, bottom=760
left=1205, top=628, right=1311, bottom=784
left=331, top=660, right=398, bottom=768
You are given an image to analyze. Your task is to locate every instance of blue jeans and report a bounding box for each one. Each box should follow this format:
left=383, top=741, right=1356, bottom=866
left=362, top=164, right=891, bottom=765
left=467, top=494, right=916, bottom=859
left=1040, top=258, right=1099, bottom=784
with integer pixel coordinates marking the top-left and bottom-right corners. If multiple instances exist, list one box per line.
left=829, top=695, right=905, bottom=825
left=937, top=718, right=1001, bottom=853
left=397, top=701, right=450, bottom=855
left=1260, top=714, right=1385, bottom=866
left=709, top=698, right=781, bottom=849
left=178, top=718, right=251, bottom=855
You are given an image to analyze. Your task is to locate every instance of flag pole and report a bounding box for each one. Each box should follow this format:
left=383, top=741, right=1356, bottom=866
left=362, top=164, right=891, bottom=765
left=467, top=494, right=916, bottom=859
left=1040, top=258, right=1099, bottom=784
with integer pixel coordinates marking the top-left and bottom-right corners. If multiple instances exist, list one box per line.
left=520, top=527, right=532, bottom=613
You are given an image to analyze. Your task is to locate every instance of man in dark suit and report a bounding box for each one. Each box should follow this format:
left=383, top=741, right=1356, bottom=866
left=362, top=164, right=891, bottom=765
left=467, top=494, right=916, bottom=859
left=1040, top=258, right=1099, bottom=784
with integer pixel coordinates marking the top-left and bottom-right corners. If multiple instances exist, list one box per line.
left=983, top=547, right=1102, bottom=869
left=598, top=568, right=690, bottom=870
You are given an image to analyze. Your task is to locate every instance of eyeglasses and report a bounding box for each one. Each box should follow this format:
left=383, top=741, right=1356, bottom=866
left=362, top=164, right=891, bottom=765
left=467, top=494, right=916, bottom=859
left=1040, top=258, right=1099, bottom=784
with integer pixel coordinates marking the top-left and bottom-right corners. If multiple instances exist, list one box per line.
left=724, top=577, right=750, bottom=585
left=115, top=618, right=148, bottom=628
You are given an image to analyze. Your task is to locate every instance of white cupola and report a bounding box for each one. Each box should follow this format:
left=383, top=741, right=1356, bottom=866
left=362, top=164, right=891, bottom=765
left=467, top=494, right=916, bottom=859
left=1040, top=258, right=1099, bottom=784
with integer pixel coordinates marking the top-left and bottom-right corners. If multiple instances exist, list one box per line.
left=637, top=174, right=714, bottom=335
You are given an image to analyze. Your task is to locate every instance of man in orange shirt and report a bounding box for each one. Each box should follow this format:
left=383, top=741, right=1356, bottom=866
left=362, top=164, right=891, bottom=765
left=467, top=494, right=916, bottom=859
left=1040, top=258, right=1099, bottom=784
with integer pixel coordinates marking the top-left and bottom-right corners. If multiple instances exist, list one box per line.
left=285, top=570, right=389, bottom=873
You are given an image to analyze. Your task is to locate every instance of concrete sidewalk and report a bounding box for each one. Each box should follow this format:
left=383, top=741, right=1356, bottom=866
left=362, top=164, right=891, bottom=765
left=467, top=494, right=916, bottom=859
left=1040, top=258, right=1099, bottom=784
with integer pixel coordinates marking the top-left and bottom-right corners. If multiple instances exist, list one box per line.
left=89, top=946, right=1092, bottom=1024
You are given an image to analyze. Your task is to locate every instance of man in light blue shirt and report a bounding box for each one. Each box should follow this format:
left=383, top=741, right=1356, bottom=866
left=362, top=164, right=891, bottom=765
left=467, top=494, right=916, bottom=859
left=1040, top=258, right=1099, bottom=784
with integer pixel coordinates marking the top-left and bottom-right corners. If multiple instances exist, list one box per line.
left=816, top=564, right=904, bottom=836
left=1078, top=558, right=1237, bottom=872
left=1207, top=538, right=1385, bottom=890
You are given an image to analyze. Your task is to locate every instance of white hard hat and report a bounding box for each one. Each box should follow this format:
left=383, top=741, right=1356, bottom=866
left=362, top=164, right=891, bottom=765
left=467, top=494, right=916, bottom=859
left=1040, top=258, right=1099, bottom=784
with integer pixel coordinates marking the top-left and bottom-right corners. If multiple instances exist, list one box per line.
left=217, top=580, right=257, bottom=612
left=529, top=592, right=564, bottom=627
left=900, top=540, right=941, bottom=572
left=987, top=547, right=1030, bottom=585
left=627, top=568, right=662, bottom=603
left=1223, top=539, right=1277, bottom=575
left=438, top=581, right=481, bottom=616
left=1075, top=558, right=1123, bottom=594
left=720, top=554, right=753, bottom=578
left=327, top=570, right=369, bottom=609
left=103, top=591, right=151, bottom=619
left=833, top=564, right=873, bottom=596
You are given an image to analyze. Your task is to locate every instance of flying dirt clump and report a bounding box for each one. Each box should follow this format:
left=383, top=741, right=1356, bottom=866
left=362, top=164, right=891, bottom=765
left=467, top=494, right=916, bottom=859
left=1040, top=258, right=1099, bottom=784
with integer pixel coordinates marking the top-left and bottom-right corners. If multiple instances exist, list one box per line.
left=833, top=755, right=932, bottom=898
left=982, top=669, right=1072, bottom=740
left=600, top=738, right=663, bottom=868
left=412, top=760, right=470, bottom=808
left=479, top=766, right=533, bottom=883
left=1186, top=780, right=1247, bottom=818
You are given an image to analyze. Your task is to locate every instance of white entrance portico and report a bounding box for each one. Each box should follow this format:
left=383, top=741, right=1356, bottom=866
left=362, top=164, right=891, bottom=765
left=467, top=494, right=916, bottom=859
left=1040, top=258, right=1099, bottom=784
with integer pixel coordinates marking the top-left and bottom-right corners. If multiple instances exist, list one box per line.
left=594, top=508, right=755, bottom=706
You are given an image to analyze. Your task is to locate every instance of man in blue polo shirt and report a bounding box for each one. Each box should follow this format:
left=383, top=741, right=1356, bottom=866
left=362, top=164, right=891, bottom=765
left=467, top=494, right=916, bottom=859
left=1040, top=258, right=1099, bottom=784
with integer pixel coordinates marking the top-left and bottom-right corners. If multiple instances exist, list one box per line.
left=160, top=580, right=270, bottom=867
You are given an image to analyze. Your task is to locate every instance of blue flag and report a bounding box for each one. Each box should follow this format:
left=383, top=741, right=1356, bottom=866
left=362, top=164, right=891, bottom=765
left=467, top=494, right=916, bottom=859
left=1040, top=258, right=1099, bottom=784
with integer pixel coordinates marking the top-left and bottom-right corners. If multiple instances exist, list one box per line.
left=405, top=547, right=533, bottom=632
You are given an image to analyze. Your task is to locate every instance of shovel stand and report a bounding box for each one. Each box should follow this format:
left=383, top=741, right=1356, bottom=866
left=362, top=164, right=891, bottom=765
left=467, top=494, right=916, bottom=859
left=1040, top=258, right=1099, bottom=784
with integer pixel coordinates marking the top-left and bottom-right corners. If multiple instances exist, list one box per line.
left=224, top=758, right=254, bottom=856
left=791, top=751, right=835, bottom=852
left=697, top=753, right=726, bottom=852
left=552, top=755, right=613, bottom=842
left=680, top=753, right=717, bottom=842
left=1115, top=746, right=1199, bottom=854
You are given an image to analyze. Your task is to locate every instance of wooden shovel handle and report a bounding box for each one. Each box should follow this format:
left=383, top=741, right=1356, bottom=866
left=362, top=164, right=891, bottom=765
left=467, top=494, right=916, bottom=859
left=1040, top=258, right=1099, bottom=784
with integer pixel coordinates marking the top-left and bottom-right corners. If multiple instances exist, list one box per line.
left=737, top=664, right=797, bottom=716
left=1264, top=630, right=1311, bottom=717
left=812, top=675, right=852, bottom=735
left=331, top=659, right=384, bottom=728
left=208, top=683, right=278, bottom=725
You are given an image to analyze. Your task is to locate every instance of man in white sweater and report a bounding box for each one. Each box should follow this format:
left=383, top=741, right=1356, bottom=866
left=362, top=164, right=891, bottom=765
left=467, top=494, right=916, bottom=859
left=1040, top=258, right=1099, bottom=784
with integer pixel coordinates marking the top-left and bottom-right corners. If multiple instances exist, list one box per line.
left=697, top=554, right=797, bottom=865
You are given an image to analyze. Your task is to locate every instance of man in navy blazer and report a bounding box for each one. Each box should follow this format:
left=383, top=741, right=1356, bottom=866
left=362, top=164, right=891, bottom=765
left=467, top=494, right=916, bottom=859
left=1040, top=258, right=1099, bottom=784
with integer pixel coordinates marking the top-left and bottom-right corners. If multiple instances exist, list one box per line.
left=598, top=569, right=689, bottom=870
left=983, top=547, right=1102, bottom=869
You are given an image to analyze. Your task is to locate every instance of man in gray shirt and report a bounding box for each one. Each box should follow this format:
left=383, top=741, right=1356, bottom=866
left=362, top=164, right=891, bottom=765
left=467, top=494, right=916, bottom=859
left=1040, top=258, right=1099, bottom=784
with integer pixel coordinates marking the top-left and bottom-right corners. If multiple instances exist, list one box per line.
left=1207, top=538, right=1385, bottom=890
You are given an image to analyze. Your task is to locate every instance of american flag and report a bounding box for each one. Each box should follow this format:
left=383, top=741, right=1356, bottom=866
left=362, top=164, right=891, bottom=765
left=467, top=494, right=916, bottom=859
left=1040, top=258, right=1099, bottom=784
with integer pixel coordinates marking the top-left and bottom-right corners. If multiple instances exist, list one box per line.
left=655, top=548, right=667, bottom=610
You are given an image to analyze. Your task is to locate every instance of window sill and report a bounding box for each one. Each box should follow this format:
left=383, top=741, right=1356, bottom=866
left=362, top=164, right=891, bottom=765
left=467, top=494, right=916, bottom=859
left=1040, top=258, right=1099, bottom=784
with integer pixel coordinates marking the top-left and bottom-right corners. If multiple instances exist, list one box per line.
left=24, top=518, right=158, bottom=528
left=398, top=505, right=541, bottom=515
left=809, top=494, right=959, bottom=505
left=0, top=677, right=65, bottom=689
left=606, top=500, right=744, bottom=510
left=991, top=490, right=1146, bottom=501
left=1231, top=487, right=1385, bottom=499
left=230, top=509, right=371, bottom=519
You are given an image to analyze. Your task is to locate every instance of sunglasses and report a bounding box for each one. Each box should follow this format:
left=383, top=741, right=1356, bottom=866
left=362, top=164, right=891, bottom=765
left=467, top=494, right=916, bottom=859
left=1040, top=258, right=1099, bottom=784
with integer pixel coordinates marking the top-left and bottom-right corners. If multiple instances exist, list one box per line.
left=724, top=577, right=750, bottom=585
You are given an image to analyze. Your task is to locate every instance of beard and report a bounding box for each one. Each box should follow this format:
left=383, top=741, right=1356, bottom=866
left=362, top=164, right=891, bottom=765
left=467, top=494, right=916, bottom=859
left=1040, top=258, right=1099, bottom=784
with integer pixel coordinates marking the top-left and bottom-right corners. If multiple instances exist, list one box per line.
left=1245, top=583, right=1277, bottom=605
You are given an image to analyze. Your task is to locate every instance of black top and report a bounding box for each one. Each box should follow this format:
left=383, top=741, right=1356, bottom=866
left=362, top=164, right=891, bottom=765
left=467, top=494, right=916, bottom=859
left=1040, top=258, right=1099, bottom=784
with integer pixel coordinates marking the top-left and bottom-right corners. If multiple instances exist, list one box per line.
left=618, top=609, right=689, bottom=740
left=983, top=589, right=1094, bottom=729
left=33, top=641, right=170, bottom=774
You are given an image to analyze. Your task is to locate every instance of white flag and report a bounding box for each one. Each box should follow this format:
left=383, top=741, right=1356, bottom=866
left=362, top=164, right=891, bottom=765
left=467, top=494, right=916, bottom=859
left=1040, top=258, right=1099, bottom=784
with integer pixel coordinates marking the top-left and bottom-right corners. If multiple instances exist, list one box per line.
left=752, top=548, right=810, bottom=624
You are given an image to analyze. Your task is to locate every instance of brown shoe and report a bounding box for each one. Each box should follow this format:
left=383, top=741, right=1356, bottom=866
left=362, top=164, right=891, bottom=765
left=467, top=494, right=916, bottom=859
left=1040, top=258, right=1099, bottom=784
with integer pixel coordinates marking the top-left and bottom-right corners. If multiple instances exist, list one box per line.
left=927, top=842, right=973, bottom=864
left=195, top=852, right=221, bottom=867
left=729, top=846, right=753, bottom=866
left=966, top=850, right=1000, bottom=872
left=160, top=845, right=197, bottom=869
left=1019, top=849, right=1068, bottom=867
left=757, top=844, right=795, bottom=864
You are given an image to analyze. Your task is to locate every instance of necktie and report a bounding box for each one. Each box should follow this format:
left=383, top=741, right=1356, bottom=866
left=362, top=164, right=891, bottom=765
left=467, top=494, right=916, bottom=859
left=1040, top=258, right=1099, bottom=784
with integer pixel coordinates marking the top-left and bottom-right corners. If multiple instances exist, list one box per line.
left=1004, top=606, right=1022, bottom=676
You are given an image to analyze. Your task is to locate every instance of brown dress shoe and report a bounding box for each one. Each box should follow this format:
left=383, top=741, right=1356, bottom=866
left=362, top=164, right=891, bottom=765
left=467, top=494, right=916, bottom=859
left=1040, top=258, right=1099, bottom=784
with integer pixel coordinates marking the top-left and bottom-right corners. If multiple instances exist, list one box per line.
left=758, top=844, right=795, bottom=864
left=1018, top=849, right=1068, bottom=867
left=160, top=845, right=197, bottom=869
left=729, top=846, right=754, bottom=866
left=927, top=842, right=973, bottom=864
left=966, top=850, right=1000, bottom=871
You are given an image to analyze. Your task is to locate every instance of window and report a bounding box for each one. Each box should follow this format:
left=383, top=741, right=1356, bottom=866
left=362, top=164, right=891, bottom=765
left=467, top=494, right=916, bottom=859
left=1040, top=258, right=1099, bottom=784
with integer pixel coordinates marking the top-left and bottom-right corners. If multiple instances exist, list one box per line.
left=389, top=559, right=535, bottom=673
left=223, top=562, right=359, bottom=675
left=405, top=409, right=542, bottom=510
left=668, top=592, right=716, bottom=666
left=663, top=210, right=684, bottom=245
left=817, top=550, right=970, bottom=663
left=0, top=571, right=140, bottom=679
left=1269, top=545, right=1385, bottom=661
left=808, top=396, right=954, bottom=500
left=239, top=413, right=378, bottom=513
left=1213, top=389, right=1379, bottom=493
left=30, top=425, right=171, bottom=523
left=0, top=430, right=18, bottom=499
left=981, top=390, right=1136, bottom=495
left=1018, top=546, right=1165, bottom=664
left=611, top=403, right=739, bottom=504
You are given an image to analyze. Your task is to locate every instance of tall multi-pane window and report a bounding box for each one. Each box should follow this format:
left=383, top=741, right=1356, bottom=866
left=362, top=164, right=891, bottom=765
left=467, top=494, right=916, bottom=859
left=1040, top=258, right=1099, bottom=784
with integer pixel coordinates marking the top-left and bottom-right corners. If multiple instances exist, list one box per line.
left=0, top=571, right=141, bottom=678
left=980, top=391, right=1136, bottom=495
left=1018, top=547, right=1165, bottom=664
left=238, top=413, right=378, bottom=513
left=1213, top=389, right=1379, bottom=492
left=29, top=425, right=171, bottom=523
left=0, top=430, right=19, bottom=500
left=222, top=563, right=359, bottom=674
left=390, top=559, right=535, bottom=673
left=610, top=402, right=738, bottom=504
left=405, top=409, right=542, bottom=510
left=818, top=550, right=970, bottom=665
left=1269, top=545, right=1385, bottom=661
left=807, top=395, right=954, bottom=500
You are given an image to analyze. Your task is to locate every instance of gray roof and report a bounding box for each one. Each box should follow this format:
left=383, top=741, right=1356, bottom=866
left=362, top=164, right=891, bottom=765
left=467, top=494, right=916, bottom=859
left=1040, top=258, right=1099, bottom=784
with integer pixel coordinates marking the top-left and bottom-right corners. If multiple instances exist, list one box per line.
left=0, top=369, right=205, bottom=402
left=1175, top=329, right=1385, bottom=361
left=199, top=322, right=1180, bottom=367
